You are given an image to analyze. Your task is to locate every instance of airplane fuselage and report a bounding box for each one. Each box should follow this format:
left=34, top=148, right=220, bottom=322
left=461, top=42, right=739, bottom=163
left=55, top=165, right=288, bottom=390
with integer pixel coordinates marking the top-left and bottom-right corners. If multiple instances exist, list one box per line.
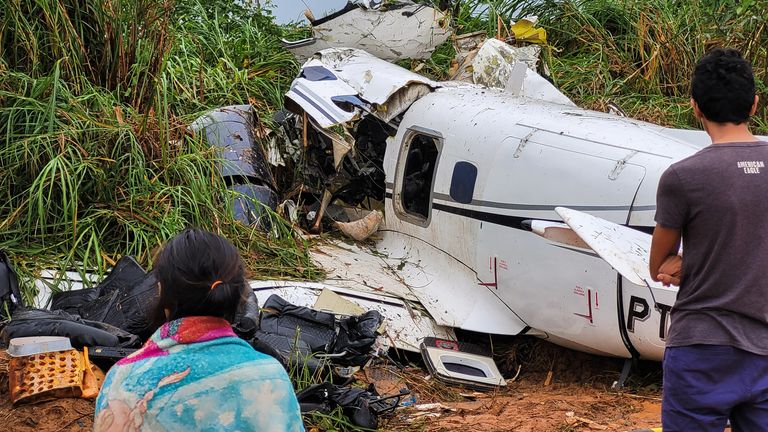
left=377, top=85, right=704, bottom=361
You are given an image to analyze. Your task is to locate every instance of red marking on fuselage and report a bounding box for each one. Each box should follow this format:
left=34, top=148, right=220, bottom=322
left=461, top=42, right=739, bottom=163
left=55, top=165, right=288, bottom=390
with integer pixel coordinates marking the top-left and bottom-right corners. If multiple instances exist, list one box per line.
left=479, top=257, right=498, bottom=289
left=574, top=288, right=594, bottom=324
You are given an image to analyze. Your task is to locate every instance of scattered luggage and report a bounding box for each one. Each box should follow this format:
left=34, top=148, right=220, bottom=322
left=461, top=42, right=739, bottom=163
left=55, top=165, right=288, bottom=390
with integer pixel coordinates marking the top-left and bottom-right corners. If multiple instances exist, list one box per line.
left=255, top=294, right=383, bottom=370
left=0, top=308, right=140, bottom=348
left=296, top=381, right=408, bottom=429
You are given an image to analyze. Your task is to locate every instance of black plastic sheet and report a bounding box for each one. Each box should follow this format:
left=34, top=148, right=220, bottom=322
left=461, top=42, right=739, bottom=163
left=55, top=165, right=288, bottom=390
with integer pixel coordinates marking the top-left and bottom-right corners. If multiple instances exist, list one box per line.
left=232, top=289, right=260, bottom=340
left=260, top=294, right=337, bottom=353
left=334, top=310, right=383, bottom=366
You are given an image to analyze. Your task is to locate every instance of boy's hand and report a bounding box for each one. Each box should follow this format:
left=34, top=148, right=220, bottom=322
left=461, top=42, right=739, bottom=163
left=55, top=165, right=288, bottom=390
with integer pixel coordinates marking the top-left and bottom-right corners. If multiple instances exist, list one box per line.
left=657, top=254, right=682, bottom=287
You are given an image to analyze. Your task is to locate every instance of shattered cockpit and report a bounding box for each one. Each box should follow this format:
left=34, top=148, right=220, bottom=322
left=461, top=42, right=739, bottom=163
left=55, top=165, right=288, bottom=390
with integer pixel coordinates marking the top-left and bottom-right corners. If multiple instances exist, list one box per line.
left=269, top=48, right=441, bottom=232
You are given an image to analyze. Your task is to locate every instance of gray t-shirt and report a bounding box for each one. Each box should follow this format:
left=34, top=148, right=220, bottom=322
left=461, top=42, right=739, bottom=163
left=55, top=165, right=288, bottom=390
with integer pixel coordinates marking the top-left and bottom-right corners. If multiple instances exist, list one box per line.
left=655, top=141, right=768, bottom=355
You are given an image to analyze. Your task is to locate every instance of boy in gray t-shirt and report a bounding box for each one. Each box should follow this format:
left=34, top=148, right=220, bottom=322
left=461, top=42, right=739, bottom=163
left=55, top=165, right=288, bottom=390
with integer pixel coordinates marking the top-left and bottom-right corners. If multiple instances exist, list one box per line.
left=650, top=49, right=768, bottom=431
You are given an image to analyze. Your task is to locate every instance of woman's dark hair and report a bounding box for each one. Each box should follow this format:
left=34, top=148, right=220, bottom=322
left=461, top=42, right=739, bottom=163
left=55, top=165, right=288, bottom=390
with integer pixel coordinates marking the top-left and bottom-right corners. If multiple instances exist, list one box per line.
left=691, top=48, right=756, bottom=124
left=154, top=229, right=247, bottom=323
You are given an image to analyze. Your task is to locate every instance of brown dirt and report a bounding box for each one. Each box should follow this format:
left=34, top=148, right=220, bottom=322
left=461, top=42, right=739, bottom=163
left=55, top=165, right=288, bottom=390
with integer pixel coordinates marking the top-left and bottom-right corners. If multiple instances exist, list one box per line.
left=0, top=352, right=94, bottom=432
left=381, top=379, right=662, bottom=432
left=377, top=337, right=664, bottom=432
left=0, top=339, right=662, bottom=432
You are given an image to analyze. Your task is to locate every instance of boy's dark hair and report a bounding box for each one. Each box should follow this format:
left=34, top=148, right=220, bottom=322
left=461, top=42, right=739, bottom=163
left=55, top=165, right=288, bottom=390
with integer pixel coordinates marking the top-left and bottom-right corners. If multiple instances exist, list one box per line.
left=154, top=229, right=247, bottom=323
left=691, top=48, right=755, bottom=124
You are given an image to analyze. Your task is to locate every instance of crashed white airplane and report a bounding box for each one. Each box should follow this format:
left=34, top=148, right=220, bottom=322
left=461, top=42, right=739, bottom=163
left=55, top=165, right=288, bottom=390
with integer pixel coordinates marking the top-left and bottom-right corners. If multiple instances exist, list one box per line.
left=31, top=47, right=734, bottom=377
left=261, top=46, right=731, bottom=365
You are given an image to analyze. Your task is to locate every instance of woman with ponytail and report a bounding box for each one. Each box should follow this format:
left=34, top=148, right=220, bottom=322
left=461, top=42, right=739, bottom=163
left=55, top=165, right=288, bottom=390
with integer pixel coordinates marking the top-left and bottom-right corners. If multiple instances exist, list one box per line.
left=94, top=229, right=304, bottom=431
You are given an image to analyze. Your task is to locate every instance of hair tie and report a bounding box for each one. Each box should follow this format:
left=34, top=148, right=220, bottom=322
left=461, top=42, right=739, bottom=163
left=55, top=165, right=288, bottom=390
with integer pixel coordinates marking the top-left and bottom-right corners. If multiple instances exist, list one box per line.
left=210, top=280, right=224, bottom=290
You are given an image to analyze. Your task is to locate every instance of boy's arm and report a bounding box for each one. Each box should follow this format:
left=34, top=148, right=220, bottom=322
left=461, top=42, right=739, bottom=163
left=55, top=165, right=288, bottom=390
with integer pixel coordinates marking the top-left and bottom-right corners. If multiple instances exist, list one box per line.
left=650, top=225, right=682, bottom=286
left=650, top=166, right=686, bottom=286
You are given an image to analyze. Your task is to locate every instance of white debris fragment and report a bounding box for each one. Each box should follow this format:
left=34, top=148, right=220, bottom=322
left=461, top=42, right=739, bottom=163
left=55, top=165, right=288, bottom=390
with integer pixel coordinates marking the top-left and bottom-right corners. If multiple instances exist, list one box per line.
left=282, top=2, right=451, bottom=62
left=336, top=210, right=384, bottom=241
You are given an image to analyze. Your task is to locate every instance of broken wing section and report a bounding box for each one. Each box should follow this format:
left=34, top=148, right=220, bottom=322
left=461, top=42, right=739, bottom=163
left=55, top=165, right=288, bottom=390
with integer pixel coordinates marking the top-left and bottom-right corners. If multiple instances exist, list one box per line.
left=528, top=208, right=679, bottom=360
left=285, top=48, right=438, bottom=127
left=552, top=207, right=679, bottom=360
left=554, top=207, right=662, bottom=287
left=281, top=2, right=451, bottom=62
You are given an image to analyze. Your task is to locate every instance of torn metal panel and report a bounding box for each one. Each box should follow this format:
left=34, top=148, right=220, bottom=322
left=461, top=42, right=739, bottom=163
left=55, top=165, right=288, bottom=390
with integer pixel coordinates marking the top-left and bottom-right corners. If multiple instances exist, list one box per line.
left=449, top=31, right=488, bottom=82
left=288, top=48, right=438, bottom=126
left=374, top=232, right=530, bottom=335
left=189, top=105, right=275, bottom=185
left=304, top=115, right=355, bottom=169
left=249, top=281, right=455, bottom=353
left=310, top=241, right=418, bottom=302
left=315, top=48, right=437, bottom=106
left=471, top=39, right=575, bottom=106
left=282, top=2, right=451, bottom=63
left=527, top=220, right=592, bottom=250
left=285, top=61, right=363, bottom=128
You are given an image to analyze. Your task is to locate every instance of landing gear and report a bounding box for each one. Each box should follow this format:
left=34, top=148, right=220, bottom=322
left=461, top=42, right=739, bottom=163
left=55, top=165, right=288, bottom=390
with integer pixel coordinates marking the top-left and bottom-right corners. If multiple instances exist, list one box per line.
left=611, top=358, right=634, bottom=390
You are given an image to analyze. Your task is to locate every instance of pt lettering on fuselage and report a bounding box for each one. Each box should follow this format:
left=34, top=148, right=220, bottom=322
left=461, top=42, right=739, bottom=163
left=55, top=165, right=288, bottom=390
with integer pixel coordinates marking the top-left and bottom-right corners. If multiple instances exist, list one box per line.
left=626, top=295, right=672, bottom=340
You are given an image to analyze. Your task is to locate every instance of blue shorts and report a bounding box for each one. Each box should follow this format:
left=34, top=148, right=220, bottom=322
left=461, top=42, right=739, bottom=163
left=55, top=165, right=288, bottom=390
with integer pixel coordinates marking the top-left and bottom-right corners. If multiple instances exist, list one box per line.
left=663, top=345, right=768, bottom=431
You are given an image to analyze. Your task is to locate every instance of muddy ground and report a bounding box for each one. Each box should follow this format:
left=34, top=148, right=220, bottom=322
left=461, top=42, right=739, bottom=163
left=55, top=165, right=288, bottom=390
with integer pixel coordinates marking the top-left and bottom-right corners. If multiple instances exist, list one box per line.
left=1, top=339, right=663, bottom=431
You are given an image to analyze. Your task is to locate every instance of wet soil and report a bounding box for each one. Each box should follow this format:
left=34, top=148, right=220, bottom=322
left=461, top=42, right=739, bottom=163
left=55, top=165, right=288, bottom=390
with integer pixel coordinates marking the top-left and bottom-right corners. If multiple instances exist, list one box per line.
left=0, top=352, right=94, bottom=432
left=1, top=340, right=663, bottom=432
left=381, top=377, right=662, bottom=432
left=378, top=337, right=664, bottom=432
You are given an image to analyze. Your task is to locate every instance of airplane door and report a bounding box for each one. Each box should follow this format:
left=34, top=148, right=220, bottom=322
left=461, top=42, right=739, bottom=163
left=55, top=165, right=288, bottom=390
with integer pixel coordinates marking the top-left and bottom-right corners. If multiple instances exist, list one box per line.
left=477, top=135, right=646, bottom=358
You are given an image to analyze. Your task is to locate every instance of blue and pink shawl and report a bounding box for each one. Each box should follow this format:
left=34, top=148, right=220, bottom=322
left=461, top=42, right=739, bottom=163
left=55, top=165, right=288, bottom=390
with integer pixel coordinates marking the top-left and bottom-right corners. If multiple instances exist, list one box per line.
left=94, top=316, right=304, bottom=432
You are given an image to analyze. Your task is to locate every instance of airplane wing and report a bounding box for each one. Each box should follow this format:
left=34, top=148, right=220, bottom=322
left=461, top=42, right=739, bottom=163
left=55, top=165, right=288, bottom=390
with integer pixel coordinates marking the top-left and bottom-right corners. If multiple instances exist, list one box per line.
left=529, top=207, right=669, bottom=289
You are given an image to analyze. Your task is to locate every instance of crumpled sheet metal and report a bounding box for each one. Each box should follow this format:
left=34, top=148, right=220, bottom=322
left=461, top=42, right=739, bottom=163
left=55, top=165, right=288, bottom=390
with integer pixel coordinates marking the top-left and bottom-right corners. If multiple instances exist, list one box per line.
left=472, top=38, right=542, bottom=83
left=449, top=31, right=488, bottom=82
left=286, top=48, right=438, bottom=127
left=282, top=2, right=451, bottom=62
left=285, top=62, right=362, bottom=128
left=472, top=39, right=575, bottom=106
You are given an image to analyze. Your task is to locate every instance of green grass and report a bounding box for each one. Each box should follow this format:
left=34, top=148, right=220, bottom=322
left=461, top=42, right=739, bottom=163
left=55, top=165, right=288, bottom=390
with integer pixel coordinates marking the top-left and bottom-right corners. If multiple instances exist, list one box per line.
left=0, top=0, right=320, bottom=303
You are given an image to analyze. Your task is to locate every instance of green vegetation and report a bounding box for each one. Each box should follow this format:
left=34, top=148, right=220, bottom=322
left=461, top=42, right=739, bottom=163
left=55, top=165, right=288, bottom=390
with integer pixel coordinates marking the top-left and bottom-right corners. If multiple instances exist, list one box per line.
left=425, top=0, right=768, bottom=133
left=1, top=0, right=320, bottom=303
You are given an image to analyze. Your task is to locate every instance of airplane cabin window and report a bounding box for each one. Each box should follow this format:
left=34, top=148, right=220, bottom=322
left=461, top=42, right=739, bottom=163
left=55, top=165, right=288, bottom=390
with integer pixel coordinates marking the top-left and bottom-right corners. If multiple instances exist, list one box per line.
left=401, top=133, right=440, bottom=220
left=449, top=161, right=478, bottom=204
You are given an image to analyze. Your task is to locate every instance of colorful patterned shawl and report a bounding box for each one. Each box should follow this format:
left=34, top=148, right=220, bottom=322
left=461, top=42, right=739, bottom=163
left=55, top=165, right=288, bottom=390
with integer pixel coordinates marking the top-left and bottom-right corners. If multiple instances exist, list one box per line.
left=94, top=316, right=304, bottom=432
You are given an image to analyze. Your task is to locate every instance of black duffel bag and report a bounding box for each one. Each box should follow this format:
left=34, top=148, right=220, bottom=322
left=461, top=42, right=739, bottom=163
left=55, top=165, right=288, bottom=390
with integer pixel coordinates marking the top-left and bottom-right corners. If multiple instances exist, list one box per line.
left=0, top=308, right=140, bottom=348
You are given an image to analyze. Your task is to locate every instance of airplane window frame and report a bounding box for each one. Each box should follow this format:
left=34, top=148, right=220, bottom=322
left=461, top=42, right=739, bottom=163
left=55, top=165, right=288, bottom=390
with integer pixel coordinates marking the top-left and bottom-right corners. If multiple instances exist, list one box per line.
left=393, top=127, right=443, bottom=228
